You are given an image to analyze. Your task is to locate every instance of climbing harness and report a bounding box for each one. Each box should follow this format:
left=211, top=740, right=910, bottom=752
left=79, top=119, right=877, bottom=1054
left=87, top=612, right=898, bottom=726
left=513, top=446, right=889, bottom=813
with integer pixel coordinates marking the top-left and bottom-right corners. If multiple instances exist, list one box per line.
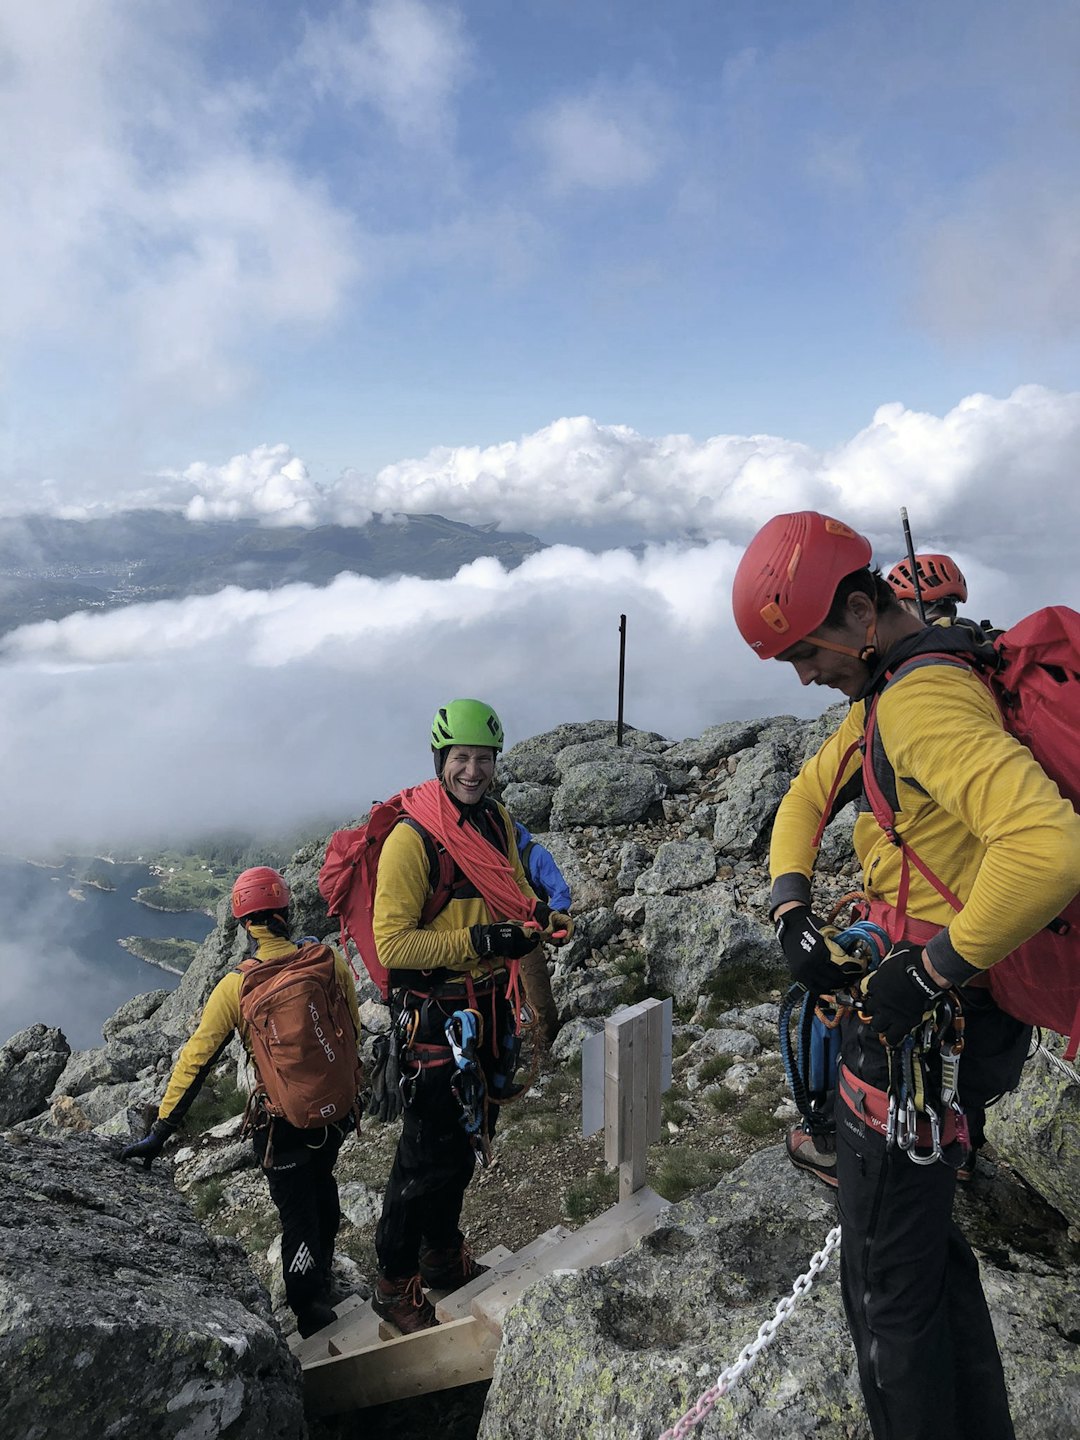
left=445, top=1008, right=492, bottom=1167
left=657, top=1225, right=843, bottom=1439
left=779, top=914, right=890, bottom=1134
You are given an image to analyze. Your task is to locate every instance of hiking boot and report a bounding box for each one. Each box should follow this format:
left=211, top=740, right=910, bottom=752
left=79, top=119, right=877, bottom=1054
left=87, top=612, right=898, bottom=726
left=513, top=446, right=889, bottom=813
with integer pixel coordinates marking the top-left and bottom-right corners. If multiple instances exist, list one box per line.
left=296, top=1299, right=337, bottom=1338
left=418, top=1240, right=489, bottom=1291
left=372, top=1273, right=439, bottom=1334
left=786, top=1125, right=838, bottom=1189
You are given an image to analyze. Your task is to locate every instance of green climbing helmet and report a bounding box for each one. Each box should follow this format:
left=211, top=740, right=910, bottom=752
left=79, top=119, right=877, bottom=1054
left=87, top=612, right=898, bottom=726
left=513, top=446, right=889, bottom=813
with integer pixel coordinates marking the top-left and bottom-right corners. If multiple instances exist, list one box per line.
left=430, top=698, right=505, bottom=753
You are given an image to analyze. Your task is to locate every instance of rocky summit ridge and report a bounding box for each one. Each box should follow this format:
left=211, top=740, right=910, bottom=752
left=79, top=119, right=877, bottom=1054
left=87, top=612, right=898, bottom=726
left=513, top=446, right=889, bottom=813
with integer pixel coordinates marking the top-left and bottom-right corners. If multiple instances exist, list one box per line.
left=1, top=716, right=1078, bottom=1439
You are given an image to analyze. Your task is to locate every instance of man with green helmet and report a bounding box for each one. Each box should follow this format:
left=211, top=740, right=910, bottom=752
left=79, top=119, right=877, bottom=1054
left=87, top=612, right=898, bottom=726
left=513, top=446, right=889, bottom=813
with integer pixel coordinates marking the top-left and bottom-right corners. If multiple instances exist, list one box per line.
left=370, top=698, right=571, bottom=1333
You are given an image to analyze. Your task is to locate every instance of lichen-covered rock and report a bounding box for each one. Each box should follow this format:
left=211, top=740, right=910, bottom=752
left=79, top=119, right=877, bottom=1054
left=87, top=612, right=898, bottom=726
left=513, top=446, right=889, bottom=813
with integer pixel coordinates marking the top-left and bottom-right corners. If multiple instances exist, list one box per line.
left=479, top=1147, right=1080, bottom=1440
left=102, top=989, right=169, bottom=1041
left=643, top=885, right=778, bottom=1000
left=986, top=1039, right=1080, bottom=1227
left=500, top=781, right=554, bottom=830
left=635, top=838, right=716, bottom=895
left=712, top=740, right=794, bottom=858
left=0, top=1131, right=305, bottom=1440
left=661, top=721, right=765, bottom=772
left=0, top=1025, right=71, bottom=1126
left=552, top=762, right=666, bottom=828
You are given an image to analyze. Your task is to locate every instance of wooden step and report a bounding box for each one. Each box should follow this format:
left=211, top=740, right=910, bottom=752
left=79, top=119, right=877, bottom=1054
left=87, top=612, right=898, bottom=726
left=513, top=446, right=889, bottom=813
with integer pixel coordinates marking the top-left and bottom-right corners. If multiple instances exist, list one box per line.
left=304, top=1315, right=500, bottom=1416
left=289, top=1294, right=382, bottom=1365
left=435, top=1229, right=569, bottom=1323
left=470, top=1186, right=670, bottom=1335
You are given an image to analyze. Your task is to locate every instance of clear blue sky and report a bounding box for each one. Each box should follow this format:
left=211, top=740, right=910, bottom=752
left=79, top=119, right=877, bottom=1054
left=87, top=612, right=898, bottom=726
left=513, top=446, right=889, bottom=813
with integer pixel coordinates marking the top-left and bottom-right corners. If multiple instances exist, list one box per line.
left=4, top=0, right=1079, bottom=499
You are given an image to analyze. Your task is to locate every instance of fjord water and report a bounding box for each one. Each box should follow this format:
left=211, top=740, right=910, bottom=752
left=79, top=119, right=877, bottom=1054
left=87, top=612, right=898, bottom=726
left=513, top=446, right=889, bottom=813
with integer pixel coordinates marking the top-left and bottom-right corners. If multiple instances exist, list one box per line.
left=0, top=857, right=214, bottom=1050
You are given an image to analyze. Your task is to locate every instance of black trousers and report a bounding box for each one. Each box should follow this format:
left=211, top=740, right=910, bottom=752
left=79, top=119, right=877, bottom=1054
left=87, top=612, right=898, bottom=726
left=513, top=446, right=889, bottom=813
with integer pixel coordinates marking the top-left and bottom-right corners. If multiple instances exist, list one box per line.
left=837, top=1108, right=1015, bottom=1440
left=835, top=991, right=1025, bottom=1440
left=254, top=1118, right=346, bottom=1317
left=375, top=985, right=513, bottom=1278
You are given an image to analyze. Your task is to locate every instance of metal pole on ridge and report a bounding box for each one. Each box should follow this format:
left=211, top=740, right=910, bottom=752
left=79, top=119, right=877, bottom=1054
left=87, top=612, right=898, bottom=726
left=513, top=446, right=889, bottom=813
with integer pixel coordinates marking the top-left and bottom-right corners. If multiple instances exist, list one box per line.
left=617, top=613, right=627, bottom=746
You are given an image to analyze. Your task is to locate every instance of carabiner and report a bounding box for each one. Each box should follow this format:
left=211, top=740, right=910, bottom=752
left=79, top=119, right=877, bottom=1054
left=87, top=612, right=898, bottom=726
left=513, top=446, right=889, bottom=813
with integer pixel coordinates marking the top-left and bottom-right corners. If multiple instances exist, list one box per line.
left=907, top=1104, right=943, bottom=1165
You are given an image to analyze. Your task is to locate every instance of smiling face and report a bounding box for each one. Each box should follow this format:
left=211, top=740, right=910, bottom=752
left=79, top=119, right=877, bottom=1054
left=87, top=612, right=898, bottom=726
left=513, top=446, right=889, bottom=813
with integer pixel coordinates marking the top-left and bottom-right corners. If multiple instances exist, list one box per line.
left=440, top=744, right=497, bottom=805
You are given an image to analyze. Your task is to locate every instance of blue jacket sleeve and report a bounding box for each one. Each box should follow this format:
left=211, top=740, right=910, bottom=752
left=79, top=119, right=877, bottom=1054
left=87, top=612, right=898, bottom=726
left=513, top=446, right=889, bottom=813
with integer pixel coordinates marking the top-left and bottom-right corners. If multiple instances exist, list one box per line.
left=530, top=842, right=572, bottom=912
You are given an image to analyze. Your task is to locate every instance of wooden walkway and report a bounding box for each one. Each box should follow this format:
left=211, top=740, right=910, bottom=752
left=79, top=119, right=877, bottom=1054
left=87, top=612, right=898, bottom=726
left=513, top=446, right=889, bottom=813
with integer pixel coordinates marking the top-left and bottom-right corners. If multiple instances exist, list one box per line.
left=290, top=1185, right=670, bottom=1415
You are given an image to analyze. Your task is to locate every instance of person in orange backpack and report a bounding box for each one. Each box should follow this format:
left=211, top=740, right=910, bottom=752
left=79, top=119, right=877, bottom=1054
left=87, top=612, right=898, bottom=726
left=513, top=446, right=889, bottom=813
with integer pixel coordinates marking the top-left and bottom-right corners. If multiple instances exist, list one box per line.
left=119, top=866, right=362, bottom=1340
left=732, top=511, right=1080, bottom=1440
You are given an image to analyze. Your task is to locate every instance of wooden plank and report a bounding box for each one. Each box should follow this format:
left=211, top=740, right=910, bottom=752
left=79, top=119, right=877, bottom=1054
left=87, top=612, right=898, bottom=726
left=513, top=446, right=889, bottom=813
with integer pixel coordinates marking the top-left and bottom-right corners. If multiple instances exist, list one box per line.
left=436, top=1231, right=568, bottom=1322
left=604, top=1010, right=634, bottom=1167
left=621, top=1006, right=649, bottom=1200
left=288, top=1293, right=375, bottom=1365
left=303, top=1315, right=500, bottom=1416
left=471, top=1186, right=671, bottom=1335
left=646, top=997, right=664, bottom=1145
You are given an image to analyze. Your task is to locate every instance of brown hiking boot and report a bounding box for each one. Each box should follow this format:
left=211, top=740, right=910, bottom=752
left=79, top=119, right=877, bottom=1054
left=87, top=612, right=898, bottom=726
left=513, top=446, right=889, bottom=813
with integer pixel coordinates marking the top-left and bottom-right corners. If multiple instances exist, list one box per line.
left=419, top=1239, right=489, bottom=1291
left=372, top=1273, right=438, bottom=1333
left=786, top=1125, right=838, bottom=1189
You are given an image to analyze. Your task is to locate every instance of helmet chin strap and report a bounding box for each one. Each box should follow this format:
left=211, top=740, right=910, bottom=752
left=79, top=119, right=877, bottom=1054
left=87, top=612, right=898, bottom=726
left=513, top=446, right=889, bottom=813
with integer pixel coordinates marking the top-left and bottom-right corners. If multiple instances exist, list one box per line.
left=806, top=619, right=879, bottom=663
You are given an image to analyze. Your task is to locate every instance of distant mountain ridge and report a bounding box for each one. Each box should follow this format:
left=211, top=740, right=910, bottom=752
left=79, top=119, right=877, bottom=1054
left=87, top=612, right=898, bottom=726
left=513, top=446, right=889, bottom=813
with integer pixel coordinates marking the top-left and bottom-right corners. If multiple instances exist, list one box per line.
left=0, top=509, right=544, bottom=634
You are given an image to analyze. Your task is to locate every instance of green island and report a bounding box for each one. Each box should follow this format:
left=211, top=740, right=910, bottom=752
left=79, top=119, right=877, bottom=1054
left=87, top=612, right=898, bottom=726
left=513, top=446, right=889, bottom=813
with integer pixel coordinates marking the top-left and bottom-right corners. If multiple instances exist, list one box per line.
left=131, top=825, right=329, bottom=914
left=118, top=936, right=201, bottom=974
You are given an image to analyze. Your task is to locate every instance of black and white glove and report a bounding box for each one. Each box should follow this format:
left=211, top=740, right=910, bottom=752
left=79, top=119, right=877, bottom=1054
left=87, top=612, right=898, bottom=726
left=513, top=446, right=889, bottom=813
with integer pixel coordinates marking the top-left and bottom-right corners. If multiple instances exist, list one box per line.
left=860, top=943, right=945, bottom=1047
left=775, top=904, right=865, bottom=994
left=470, top=923, right=536, bottom=960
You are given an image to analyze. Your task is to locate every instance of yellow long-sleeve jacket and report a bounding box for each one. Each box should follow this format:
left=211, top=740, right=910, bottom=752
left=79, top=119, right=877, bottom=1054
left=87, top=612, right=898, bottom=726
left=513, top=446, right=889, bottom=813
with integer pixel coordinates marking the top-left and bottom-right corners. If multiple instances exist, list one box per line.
left=373, top=799, right=537, bottom=982
left=158, top=931, right=360, bottom=1127
left=770, top=656, right=1080, bottom=986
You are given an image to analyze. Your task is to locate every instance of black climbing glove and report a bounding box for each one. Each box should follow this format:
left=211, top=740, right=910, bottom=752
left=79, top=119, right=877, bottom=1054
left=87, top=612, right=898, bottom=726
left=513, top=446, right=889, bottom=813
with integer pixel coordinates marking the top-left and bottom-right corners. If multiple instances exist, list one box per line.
left=119, top=1117, right=175, bottom=1170
left=775, top=904, right=865, bottom=995
left=860, top=943, right=945, bottom=1047
left=470, top=923, right=536, bottom=960
left=366, top=1033, right=403, bottom=1124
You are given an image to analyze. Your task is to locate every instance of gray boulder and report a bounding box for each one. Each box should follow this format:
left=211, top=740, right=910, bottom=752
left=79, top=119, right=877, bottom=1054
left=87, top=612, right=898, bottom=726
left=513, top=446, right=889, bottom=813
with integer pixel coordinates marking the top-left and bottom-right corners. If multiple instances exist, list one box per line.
left=635, top=838, right=716, bottom=895
left=478, top=1147, right=1080, bottom=1440
left=0, top=1131, right=305, bottom=1440
left=500, top=721, right=633, bottom=786
left=102, top=989, right=169, bottom=1041
left=0, top=1025, right=70, bottom=1126
left=986, top=1039, right=1080, bottom=1227
left=661, top=721, right=765, bottom=772
left=501, top=781, right=554, bottom=830
left=552, top=761, right=666, bottom=828
left=643, top=884, right=779, bottom=1000
left=712, top=740, right=794, bottom=858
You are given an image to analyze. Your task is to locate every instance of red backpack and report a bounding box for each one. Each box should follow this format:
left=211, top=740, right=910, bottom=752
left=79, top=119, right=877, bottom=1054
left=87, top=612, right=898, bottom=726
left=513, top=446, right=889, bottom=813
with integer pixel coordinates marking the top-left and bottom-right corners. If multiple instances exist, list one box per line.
left=238, top=942, right=363, bottom=1129
left=859, top=606, right=1080, bottom=1058
left=317, top=800, right=456, bottom=998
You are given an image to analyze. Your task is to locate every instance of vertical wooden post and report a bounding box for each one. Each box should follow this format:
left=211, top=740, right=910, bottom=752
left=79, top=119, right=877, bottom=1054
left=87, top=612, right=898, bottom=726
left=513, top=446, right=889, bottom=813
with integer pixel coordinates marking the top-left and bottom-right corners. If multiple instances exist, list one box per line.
left=601, top=998, right=667, bottom=1200
left=616, top=614, right=627, bottom=747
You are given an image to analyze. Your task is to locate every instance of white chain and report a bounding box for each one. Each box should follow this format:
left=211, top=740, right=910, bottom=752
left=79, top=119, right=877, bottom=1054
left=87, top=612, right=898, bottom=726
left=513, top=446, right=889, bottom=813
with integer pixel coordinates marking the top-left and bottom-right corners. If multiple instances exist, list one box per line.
left=657, top=1225, right=843, bottom=1440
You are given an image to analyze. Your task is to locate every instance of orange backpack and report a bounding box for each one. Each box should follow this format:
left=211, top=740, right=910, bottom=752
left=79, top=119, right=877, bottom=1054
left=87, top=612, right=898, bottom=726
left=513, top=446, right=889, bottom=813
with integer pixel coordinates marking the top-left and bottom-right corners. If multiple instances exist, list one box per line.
left=238, top=943, right=362, bottom=1129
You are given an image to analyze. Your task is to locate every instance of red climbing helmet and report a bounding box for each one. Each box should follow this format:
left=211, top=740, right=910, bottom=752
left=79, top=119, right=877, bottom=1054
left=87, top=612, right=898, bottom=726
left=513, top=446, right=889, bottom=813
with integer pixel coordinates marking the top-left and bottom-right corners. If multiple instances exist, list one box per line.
left=231, top=866, right=291, bottom=919
left=886, top=554, right=968, bottom=604
left=732, top=512, right=873, bottom=660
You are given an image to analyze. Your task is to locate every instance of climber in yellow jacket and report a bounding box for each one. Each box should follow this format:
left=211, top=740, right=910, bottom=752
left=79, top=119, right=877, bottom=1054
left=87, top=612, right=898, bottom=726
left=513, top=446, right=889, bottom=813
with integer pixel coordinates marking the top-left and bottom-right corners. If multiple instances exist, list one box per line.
left=732, top=511, right=1080, bottom=1440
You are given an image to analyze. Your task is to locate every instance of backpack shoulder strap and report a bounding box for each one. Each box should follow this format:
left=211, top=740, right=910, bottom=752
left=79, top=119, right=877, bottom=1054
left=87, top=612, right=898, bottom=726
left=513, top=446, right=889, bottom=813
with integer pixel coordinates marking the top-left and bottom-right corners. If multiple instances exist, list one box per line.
left=398, top=815, right=457, bottom=922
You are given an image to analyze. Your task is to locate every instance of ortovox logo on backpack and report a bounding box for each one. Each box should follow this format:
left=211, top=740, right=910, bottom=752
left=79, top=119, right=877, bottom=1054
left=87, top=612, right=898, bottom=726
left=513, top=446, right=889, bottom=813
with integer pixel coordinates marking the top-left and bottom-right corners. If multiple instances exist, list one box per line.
left=238, top=943, right=362, bottom=1129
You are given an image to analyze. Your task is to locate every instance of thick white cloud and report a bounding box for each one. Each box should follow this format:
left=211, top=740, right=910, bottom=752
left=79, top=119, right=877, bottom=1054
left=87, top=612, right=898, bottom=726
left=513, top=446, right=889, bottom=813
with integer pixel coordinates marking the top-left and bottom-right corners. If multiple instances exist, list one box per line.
left=344, top=386, right=1080, bottom=559
left=5, top=510, right=1077, bottom=862
left=0, top=541, right=772, bottom=855
left=0, top=4, right=361, bottom=405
